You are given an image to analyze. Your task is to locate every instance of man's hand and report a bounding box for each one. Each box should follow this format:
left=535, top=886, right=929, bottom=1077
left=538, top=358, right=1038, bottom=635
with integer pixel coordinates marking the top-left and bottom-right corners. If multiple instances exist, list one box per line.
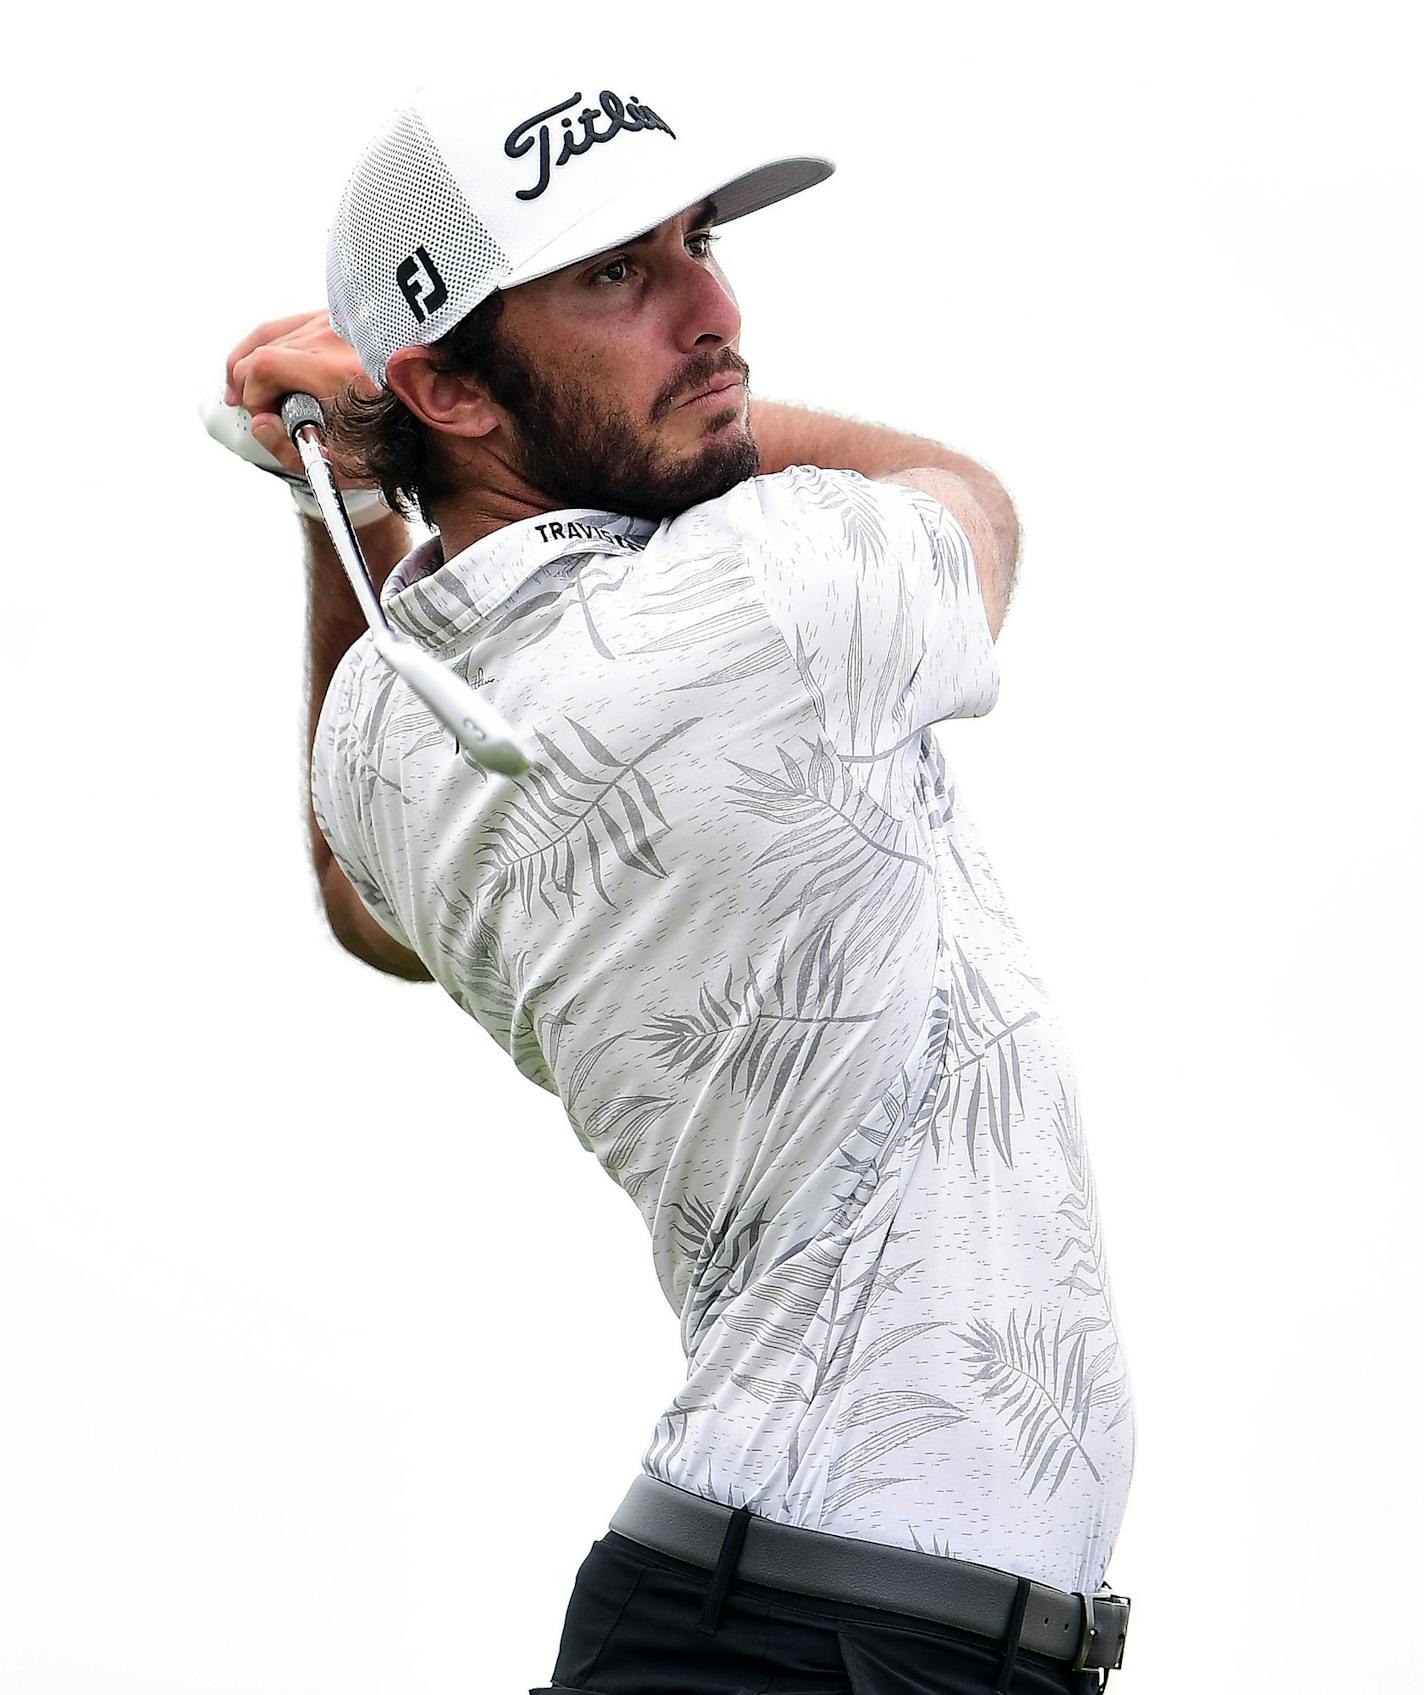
left=223, top=310, right=375, bottom=484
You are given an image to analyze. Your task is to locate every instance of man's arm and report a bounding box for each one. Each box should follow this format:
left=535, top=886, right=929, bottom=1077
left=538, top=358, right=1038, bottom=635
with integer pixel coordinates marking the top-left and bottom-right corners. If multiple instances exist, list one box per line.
left=749, top=398, right=1020, bottom=613
left=301, top=508, right=434, bottom=982
left=218, top=310, right=434, bottom=980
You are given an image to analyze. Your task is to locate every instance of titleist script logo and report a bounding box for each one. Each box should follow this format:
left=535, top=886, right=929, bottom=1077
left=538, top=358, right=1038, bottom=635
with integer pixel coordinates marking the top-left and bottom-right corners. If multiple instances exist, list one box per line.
left=505, top=91, right=675, bottom=202
left=396, top=246, right=448, bottom=324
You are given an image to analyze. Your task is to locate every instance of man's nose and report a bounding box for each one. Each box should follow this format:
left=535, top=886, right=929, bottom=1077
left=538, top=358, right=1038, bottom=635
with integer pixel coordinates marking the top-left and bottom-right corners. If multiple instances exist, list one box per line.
left=673, top=257, right=741, bottom=349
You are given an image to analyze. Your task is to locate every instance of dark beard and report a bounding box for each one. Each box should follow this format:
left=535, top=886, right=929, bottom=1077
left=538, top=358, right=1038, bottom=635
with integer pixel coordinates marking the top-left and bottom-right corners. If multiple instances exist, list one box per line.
left=479, top=334, right=760, bottom=521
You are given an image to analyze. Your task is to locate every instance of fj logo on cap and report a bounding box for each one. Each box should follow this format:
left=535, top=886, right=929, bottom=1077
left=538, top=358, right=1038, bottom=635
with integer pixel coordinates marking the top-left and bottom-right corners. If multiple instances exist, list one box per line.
left=396, top=246, right=448, bottom=324
left=505, top=91, right=675, bottom=202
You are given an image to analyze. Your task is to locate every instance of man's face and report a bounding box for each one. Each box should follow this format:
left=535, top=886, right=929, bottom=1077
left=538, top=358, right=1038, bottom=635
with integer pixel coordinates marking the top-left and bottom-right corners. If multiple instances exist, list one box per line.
left=476, top=198, right=758, bottom=520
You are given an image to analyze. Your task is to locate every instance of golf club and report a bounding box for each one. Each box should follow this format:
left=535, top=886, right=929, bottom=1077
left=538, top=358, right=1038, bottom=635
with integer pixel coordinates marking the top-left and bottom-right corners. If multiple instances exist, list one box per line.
left=279, top=390, right=535, bottom=777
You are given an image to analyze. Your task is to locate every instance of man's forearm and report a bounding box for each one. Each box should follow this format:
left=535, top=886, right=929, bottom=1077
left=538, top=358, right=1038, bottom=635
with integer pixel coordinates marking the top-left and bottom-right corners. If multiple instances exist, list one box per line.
left=749, top=398, right=1020, bottom=577
left=303, top=509, right=412, bottom=886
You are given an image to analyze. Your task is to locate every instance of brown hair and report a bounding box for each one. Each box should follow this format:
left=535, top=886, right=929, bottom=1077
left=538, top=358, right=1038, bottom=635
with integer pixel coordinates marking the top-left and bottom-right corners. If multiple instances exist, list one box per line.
left=324, top=291, right=510, bottom=528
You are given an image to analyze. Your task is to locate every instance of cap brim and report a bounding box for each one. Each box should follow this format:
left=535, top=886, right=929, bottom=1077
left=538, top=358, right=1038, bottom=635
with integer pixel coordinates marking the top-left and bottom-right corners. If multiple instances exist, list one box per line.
left=498, top=152, right=834, bottom=291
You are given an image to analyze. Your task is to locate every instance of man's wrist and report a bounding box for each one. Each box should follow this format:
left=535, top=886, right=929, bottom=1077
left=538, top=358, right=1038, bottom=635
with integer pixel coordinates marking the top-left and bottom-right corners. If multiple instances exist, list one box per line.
left=290, top=481, right=393, bottom=528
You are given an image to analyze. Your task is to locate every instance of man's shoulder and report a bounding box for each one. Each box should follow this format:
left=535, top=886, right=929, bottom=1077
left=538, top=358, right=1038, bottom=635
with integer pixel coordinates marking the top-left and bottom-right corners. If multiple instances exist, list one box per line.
left=660, top=464, right=883, bottom=555
left=697, top=463, right=875, bottom=518
left=315, top=627, right=386, bottom=754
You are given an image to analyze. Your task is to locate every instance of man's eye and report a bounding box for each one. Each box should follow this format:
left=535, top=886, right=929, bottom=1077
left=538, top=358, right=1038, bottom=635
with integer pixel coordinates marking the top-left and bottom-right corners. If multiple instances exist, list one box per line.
left=592, top=232, right=719, bottom=285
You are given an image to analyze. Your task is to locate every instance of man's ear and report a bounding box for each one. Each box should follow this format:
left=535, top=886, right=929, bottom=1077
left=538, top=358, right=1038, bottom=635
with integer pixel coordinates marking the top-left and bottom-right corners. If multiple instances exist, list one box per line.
left=384, top=346, right=500, bottom=439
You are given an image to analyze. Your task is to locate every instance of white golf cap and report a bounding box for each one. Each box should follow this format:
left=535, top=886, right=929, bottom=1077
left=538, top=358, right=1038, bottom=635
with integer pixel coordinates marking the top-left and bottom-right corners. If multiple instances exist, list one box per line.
left=326, top=81, right=835, bottom=386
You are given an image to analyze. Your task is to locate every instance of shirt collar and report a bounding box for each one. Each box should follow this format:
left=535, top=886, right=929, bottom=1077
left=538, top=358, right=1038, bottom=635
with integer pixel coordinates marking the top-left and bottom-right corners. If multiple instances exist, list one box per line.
left=379, top=508, right=659, bottom=650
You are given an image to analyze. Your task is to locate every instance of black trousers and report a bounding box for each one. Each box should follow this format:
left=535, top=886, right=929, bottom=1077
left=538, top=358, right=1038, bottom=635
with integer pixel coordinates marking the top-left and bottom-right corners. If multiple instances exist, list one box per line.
left=531, top=1528, right=1108, bottom=1695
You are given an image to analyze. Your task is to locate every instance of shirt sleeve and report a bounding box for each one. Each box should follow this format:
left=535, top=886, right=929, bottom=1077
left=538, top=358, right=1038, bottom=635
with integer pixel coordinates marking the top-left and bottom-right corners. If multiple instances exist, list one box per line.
left=310, top=642, right=415, bottom=951
left=750, top=465, right=1000, bottom=750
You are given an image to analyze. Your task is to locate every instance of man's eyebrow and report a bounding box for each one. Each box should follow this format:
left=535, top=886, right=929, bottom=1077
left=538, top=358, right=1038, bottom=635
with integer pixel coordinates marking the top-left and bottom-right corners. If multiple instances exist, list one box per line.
left=625, top=197, right=719, bottom=249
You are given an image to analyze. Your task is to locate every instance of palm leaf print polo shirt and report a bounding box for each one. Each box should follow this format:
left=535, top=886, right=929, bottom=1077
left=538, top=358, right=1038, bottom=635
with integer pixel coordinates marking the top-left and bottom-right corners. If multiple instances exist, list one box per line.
left=312, top=463, right=1136, bottom=1594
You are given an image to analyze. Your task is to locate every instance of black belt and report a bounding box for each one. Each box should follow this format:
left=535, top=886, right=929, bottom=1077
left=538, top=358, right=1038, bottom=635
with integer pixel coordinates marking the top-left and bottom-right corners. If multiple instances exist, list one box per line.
left=607, top=1474, right=1131, bottom=1688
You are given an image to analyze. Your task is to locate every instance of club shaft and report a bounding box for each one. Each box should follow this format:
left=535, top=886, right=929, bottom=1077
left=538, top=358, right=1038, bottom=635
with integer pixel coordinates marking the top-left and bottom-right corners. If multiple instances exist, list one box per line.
left=277, top=390, right=534, bottom=776
left=289, top=423, right=390, bottom=638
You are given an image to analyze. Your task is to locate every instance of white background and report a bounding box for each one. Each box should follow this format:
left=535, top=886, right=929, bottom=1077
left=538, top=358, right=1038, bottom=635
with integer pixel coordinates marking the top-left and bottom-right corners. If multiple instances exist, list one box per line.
left=3, top=3, right=1420, bottom=1692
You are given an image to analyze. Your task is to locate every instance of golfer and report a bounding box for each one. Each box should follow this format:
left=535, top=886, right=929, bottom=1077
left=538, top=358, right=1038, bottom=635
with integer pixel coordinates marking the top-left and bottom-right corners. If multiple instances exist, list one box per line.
left=217, top=78, right=1135, bottom=1694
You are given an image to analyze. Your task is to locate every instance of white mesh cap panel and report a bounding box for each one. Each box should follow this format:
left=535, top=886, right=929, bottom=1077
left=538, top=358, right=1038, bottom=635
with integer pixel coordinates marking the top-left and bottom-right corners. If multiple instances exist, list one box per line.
left=326, top=105, right=511, bottom=386
left=324, top=82, right=834, bottom=387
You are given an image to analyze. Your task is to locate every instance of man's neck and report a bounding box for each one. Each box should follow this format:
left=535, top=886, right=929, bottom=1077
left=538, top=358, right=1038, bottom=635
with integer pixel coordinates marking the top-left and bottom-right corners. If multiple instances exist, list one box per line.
left=429, top=485, right=557, bottom=562
left=426, top=433, right=577, bottom=560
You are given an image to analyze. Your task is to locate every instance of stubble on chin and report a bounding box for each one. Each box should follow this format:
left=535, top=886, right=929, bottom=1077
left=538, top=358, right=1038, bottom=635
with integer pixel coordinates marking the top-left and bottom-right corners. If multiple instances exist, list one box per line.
left=511, top=380, right=760, bottom=520
left=641, top=415, right=761, bottom=517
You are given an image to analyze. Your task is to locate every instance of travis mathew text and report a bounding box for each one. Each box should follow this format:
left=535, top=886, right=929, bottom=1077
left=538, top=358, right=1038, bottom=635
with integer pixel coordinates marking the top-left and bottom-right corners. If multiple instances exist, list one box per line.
left=534, top=520, right=643, bottom=549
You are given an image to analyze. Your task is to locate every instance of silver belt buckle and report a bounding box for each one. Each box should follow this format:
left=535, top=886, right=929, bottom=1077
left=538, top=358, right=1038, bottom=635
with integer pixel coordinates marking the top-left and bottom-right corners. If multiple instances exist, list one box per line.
left=1071, top=1587, right=1131, bottom=1672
